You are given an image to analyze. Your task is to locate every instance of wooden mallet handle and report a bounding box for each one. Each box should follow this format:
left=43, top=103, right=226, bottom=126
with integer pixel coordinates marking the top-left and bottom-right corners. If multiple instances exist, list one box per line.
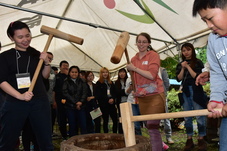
left=28, top=25, right=84, bottom=92
left=28, top=34, right=53, bottom=92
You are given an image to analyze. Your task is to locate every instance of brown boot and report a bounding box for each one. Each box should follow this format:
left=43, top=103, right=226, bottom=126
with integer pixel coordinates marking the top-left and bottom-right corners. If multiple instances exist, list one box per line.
left=198, top=139, right=207, bottom=151
left=183, top=139, right=194, bottom=151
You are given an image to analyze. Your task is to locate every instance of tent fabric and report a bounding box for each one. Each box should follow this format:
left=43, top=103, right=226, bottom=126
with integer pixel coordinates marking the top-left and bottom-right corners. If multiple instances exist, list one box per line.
left=0, top=0, right=210, bottom=76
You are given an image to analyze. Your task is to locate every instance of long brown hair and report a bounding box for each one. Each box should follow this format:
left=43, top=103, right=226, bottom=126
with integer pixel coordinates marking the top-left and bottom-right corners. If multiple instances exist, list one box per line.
left=181, top=43, right=197, bottom=69
left=98, top=67, right=112, bottom=84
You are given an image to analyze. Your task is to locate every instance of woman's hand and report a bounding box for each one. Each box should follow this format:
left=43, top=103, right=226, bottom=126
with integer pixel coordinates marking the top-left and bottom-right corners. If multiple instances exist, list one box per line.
left=126, top=63, right=137, bottom=72
left=181, top=61, right=189, bottom=69
left=20, top=91, right=34, bottom=101
left=87, top=96, right=95, bottom=101
left=76, top=101, right=82, bottom=110
left=108, top=98, right=114, bottom=104
left=40, top=52, right=49, bottom=65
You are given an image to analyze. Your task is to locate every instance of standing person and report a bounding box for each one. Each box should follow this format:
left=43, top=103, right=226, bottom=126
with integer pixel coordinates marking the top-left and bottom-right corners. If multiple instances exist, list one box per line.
left=46, top=52, right=57, bottom=135
left=115, top=68, right=128, bottom=134
left=126, top=32, right=166, bottom=151
left=80, top=70, right=86, bottom=80
left=193, top=1, right=227, bottom=150
left=85, top=71, right=101, bottom=133
left=125, top=77, right=142, bottom=135
left=53, top=60, right=69, bottom=140
left=160, top=67, right=174, bottom=144
left=176, top=43, right=207, bottom=151
left=62, top=66, right=88, bottom=136
left=95, top=67, right=118, bottom=133
left=0, top=21, right=53, bottom=151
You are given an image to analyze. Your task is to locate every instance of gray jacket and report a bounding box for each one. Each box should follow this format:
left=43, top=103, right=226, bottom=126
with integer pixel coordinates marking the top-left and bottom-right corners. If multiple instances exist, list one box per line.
left=207, top=33, right=227, bottom=103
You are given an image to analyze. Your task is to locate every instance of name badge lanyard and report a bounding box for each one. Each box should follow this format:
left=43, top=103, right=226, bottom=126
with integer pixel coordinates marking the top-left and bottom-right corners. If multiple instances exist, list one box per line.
left=15, top=50, right=31, bottom=89
left=105, top=81, right=111, bottom=97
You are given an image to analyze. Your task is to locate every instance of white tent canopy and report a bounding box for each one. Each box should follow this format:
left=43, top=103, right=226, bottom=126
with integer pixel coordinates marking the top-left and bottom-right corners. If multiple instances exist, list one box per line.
left=0, top=0, right=210, bottom=76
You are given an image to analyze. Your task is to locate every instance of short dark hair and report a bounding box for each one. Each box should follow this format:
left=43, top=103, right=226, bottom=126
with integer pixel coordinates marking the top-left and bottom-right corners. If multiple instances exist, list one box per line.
left=0, top=41, right=1, bottom=48
left=7, top=21, right=30, bottom=38
left=51, top=66, right=58, bottom=71
left=47, top=52, right=53, bottom=56
left=59, top=60, right=69, bottom=67
left=68, top=66, right=80, bottom=76
left=193, top=0, right=227, bottom=16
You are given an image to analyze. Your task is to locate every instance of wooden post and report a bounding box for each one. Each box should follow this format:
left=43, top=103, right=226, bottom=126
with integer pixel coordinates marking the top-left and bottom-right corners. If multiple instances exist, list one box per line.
left=120, top=102, right=136, bottom=147
left=120, top=102, right=222, bottom=147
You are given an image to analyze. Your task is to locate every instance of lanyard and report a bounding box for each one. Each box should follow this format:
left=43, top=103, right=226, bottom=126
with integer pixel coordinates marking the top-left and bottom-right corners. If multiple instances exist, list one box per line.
left=16, top=49, right=30, bottom=74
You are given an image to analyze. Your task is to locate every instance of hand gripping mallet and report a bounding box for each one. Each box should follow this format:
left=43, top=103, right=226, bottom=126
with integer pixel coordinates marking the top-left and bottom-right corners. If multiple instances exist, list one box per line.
left=28, top=25, right=84, bottom=92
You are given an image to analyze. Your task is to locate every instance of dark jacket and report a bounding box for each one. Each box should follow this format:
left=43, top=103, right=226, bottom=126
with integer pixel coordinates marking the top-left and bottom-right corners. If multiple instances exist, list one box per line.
left=62, top=77, right=87, bottom=109
left=86, top=82, right=99, bottom=111
left=176, top=59, right=207, bottom=108
left=115, top=80, right=127, bottom=105
left=95, top=80, right=116, bottom=108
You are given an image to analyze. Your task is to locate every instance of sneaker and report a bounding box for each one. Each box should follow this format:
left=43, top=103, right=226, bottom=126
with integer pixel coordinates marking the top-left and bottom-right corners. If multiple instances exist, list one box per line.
left=163, top=142, right=169, bottom=150
left=198, top=139, right=207, bottom=151
left=166, top=137, right=174, bottom=144
left=183, top=139, right=194, bottom=151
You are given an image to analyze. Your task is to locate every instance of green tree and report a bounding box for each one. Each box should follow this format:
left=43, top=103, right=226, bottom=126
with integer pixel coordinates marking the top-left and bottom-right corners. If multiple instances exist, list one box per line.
left=161, top=55, right=179, bottom=79
left=196, top=46, right=207, bottom=64
left=161, top=46, right=207, bottom=79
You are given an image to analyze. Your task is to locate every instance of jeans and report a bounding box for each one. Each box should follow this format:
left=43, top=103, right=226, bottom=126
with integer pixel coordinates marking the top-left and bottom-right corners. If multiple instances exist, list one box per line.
left=220, top=117, right=227, bottom=151
left=163, top=100, right=172, bottom=138
left=131, top=104, right=142, bottom=135
left=66, top=107, right=87, bottom=137
left=182, top=86, right=206, bottom=137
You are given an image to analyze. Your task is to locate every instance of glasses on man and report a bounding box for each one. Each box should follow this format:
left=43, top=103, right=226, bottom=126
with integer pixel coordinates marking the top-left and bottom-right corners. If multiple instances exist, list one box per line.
left=136, top=41, right=148, bottom=44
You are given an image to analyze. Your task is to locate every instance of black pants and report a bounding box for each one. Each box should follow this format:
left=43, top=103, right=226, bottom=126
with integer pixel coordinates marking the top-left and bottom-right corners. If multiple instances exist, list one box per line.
left=100, top=104, right=118, bottom=133
left=22, top=119, right=39, bottom=151
left=0, top=96, right=53, bottom=151
left=56, top=97, right=67, bottom=138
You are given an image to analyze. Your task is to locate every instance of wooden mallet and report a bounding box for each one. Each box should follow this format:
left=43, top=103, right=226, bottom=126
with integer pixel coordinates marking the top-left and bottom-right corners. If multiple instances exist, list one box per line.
left=28, top=25, right=84, bottom=92
left=111, top=31, right=136, bottom=91
left=111, top=31, right=130, bottom=64
left=120, top=102, right=222, bottom=147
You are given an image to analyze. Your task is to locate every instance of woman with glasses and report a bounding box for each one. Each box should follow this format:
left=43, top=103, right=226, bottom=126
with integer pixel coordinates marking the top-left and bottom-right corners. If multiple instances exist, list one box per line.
left=126, top=32, right=166, bottom=151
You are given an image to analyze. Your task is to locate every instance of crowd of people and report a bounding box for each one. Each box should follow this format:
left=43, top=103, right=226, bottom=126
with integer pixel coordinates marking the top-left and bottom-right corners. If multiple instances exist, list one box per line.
left=0, top=21, right=176, bottom=151
left=2, top=1, right=227, bottom=150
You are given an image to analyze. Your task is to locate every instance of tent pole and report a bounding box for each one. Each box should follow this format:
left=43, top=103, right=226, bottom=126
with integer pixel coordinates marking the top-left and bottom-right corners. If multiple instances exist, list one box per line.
left=133, top=0, right=179, bottom=45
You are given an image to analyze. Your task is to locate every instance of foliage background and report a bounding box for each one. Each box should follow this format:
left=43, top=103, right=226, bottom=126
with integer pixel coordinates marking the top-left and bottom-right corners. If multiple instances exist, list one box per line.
left=161, top=46, right=209, bottom=113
